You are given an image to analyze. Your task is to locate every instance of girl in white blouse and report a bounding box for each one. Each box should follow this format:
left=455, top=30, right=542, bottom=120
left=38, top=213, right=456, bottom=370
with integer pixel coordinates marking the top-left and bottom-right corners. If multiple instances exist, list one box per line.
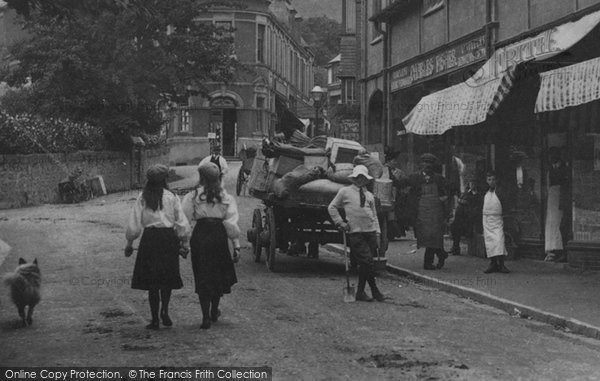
left=182, top=162, right=241, bottom=329
left=125, top=164, right=191, bottom=330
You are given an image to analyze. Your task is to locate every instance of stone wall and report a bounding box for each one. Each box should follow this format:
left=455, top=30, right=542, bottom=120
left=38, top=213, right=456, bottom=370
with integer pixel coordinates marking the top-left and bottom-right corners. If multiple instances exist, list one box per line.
left=0, top=147, right=169, bottom=209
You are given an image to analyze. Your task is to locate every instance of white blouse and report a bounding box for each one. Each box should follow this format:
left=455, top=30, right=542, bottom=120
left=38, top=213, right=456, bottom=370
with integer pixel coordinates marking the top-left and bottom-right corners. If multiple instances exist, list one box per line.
left=126, top=190, right=191, bottom=242
left=181, top=187, right=241, bottom=248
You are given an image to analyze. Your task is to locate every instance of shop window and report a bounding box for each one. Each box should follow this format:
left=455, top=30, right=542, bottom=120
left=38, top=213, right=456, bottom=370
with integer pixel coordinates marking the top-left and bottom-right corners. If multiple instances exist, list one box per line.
left=572, top=132, right=600, bottom=241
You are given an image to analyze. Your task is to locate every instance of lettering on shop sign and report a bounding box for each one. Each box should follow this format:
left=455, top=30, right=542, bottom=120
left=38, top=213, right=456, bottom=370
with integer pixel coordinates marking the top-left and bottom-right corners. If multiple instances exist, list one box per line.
left=391, top=34, right=487, bottom=91
left=491, top=29, right=557, bottom=76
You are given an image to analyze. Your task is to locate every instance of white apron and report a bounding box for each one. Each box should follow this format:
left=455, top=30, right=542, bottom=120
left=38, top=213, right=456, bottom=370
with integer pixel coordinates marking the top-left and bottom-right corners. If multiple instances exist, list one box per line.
left=483, top=191, right=506, bottom=258
left=544, top=185, right=563, bottom=251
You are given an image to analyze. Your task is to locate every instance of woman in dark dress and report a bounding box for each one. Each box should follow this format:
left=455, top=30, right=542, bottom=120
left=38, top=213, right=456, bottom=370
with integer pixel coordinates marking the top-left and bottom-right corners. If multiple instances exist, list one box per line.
left=182, top=162, right=241, bottom=329
left=125, top=164, right=191, bottom=329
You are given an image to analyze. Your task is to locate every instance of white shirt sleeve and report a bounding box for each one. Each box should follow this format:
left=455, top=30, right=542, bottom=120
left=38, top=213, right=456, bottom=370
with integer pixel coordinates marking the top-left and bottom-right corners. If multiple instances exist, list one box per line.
left=181, top=191, right=195, bottom=225
left=172, top=194, right=192, bottom=241
left=126, top=194, right=144, bottom=242
left=220, top=156, right=229, bottom=176
left=222, top=193, right=240, bottom=248
left=328, top=188, right=345, bottom=227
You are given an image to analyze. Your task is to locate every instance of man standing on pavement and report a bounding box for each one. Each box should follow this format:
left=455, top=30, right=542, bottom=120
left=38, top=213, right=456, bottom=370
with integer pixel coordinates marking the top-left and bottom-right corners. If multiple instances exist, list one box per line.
left=405, top=154, right=450, bottom=270
left=482, top=171, right=511, bottom=274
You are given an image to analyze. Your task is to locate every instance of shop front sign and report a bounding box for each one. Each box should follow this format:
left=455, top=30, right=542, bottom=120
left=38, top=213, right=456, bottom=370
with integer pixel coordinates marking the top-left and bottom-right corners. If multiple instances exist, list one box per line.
left=391, top=33, right=487, bottom=92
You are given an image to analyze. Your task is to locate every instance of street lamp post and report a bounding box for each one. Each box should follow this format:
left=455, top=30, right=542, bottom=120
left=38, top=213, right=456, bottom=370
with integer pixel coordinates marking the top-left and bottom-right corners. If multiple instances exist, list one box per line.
left=310, top=85, right=325, bottom=137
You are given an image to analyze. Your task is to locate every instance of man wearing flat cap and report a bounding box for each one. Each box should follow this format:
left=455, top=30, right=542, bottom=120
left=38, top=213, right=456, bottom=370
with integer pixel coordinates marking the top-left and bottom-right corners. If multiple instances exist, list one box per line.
left=403, top=153, right=451, bottom=270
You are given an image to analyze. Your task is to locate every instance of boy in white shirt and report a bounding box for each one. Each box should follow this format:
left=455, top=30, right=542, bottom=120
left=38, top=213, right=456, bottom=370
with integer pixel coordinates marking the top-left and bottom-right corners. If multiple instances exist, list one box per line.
left=328, top=165, right=385, bottom=302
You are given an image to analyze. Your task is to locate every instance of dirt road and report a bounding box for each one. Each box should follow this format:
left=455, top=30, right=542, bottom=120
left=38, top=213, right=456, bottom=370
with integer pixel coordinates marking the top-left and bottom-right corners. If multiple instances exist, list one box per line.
left=1, top=163, right=600, bottom=380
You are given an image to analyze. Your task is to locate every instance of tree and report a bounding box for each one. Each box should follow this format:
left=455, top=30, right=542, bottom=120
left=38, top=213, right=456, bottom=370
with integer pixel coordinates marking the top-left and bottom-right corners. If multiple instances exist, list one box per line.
left=297, top=16, right=341, bottom=67
left=1, top=0, right=240, bottom=149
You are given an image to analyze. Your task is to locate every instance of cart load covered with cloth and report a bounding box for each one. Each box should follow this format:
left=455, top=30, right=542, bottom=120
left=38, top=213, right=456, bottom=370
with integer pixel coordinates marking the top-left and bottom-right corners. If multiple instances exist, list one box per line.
left=245, top=137, right=393, bottom=272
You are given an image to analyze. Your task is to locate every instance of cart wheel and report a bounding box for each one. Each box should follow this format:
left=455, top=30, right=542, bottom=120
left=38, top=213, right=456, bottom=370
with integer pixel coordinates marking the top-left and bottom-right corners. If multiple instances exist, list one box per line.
left=252, top=208, right=263, bottom=262
left=265, top=206, right=277, bottom=272
left=236, top=167, right=244, bottom=196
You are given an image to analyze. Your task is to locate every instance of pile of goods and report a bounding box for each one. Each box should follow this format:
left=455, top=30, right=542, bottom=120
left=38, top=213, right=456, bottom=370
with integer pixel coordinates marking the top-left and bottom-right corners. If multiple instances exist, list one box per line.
left=247, top=129, right=392, bottom=206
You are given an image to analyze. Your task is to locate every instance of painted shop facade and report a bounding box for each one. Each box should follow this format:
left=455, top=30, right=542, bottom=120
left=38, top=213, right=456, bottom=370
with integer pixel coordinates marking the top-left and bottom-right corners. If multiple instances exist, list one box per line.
left=368, top=0, right=600, bottom=267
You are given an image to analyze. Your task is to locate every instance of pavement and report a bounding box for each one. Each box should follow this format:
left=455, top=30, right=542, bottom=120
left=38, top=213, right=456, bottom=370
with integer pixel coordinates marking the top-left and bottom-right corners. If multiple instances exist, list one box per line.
left=328, top=234, right=600, bottom=339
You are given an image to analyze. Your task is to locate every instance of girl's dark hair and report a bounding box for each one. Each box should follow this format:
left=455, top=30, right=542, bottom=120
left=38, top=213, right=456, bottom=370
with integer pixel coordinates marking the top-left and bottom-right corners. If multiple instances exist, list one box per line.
left=195, top=172, right=223, bottom=205
left=142, top=179, right=168, bottom=212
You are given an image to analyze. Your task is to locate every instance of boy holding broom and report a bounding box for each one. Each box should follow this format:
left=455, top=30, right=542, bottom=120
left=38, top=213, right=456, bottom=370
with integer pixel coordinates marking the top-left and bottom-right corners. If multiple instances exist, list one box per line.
left=328, top=165, right=385, bottom=302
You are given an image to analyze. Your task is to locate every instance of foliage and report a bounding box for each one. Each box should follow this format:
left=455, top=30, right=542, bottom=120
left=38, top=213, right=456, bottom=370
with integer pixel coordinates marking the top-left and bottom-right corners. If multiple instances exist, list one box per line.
left=297, top=16, right=341, bottom=67
left=0, top=112, right=105, bottom=154
left=1, top=0, right=240, bottom=150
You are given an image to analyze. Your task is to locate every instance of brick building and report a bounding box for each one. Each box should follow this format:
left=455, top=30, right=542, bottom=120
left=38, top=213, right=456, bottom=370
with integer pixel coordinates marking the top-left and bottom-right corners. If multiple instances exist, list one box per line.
left=368, top=0, right=600, bottom=266
left=168, top=0, right=315, bottom=165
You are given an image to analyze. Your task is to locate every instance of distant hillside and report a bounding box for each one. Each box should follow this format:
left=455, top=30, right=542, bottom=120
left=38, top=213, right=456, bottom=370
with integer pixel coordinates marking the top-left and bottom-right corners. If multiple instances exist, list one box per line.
left=292, top=0, right=341, bottom=22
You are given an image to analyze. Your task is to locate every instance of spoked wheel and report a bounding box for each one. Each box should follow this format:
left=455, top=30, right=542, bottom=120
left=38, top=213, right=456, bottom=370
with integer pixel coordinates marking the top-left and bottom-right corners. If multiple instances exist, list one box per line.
left=251, top=208, right=263, bottom=262
left=265, top=206, right=277, bottom=272
left=236, top=167, right=245, bottom=196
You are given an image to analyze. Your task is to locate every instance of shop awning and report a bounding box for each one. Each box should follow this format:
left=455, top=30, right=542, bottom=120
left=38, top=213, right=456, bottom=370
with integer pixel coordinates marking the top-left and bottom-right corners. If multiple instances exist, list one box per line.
left=535, top=56, right=600, bottom=113
left=402, top=9, right=600, bottom=135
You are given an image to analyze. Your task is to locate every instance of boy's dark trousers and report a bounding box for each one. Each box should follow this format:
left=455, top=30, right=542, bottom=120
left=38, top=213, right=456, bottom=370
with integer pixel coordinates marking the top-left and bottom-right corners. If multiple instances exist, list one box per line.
left=347, top=232, right=381, bottom=296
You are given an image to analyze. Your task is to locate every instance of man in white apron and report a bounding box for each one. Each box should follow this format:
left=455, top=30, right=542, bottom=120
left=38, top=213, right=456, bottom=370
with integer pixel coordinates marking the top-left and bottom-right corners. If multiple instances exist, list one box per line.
left=482, top=171, right=510, bottom=274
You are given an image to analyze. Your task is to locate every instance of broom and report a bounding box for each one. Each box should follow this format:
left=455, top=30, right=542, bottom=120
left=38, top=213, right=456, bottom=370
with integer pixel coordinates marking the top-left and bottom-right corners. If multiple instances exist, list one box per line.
left=342, top=231, right=356, bottom=303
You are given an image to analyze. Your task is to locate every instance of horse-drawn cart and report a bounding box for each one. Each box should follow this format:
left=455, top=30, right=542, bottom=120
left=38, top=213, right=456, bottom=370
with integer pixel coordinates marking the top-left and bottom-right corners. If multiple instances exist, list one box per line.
left=246, top=167, right=392, bottom=272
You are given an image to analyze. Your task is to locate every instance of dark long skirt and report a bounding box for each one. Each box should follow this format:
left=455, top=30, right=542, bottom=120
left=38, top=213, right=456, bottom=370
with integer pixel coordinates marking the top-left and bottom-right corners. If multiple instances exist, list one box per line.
left=190, top=219, right=237, bottom=298
left=131, top=227, right=183, bottom=290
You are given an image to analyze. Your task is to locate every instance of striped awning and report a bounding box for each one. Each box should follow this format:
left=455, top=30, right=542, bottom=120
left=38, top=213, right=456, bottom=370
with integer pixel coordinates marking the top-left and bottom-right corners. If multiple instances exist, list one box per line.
left=401, top=66, right=516, bottom=135
left=535, top=56, right=600, bottom=113
left=403, top=9, right=600, bottom=135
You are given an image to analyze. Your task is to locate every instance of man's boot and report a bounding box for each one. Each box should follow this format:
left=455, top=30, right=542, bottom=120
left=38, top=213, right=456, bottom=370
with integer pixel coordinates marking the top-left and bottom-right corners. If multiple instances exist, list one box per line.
left=484, top=257, right=499, bottom=274
left=436, top=250, right=449, bottom=269
left=497, top=256, right=510, bottom=273
left=368, top=278, right=385, bottom=302
left=355, top=274, right=373, bottom=302
left=423, top=248, right=436, bottom=270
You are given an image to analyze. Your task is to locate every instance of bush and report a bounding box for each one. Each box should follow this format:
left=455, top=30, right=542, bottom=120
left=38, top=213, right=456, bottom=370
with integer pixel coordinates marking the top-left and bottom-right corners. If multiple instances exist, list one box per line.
left=0, top=112, right=106, bottom=154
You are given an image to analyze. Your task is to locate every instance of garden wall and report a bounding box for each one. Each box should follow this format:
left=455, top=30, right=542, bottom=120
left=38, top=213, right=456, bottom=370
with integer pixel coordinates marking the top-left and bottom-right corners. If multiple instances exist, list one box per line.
left=0, top=147, right=169, bottom=209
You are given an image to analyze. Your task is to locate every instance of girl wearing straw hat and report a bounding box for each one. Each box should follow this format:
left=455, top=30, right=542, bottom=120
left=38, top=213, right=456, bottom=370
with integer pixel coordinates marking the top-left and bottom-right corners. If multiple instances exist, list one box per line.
left=125, top=164, right=191, bottom=330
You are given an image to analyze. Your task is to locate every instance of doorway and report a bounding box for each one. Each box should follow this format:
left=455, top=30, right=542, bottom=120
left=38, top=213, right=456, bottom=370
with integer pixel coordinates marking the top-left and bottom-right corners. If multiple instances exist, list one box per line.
left=222, top=108, right=236, bottom=157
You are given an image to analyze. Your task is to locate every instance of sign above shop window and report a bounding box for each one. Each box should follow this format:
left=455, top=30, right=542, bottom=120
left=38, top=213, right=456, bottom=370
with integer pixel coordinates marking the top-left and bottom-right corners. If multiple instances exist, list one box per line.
left=391, top=33, right=487, bottom=92
left=423, top=0, right=445, bottom=16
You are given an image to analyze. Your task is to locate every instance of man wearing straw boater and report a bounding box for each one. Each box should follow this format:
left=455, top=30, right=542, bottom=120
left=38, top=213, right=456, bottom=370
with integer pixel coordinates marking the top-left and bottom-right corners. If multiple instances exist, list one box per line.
left=328, top=165, right=385, bottom=302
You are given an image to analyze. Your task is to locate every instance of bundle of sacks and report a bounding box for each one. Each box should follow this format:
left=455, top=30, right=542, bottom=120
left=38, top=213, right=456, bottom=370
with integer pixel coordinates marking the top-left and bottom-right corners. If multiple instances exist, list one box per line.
left=272, top=146, right=385, bottom=204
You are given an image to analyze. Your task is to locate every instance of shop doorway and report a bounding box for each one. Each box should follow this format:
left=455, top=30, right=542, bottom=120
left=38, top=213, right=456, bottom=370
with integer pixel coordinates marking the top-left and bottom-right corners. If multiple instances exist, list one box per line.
left=545, top=133, right=572, bottom=254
